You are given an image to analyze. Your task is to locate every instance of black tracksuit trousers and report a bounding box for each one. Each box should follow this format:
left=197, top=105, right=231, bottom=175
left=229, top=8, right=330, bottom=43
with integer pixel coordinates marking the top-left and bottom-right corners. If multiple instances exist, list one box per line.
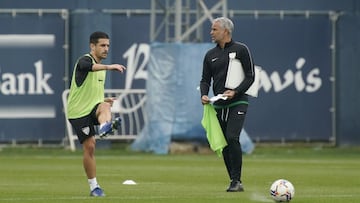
left=216, top=104, right=248, bottom=182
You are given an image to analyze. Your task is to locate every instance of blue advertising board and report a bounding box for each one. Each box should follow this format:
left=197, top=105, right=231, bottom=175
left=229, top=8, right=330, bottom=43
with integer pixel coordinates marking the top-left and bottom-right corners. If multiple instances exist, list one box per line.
left=237, top=15, right=333, bottom=141
left=109, top=14, right=333, bottom=142
left=0, top=10, right=333, bottom=144
left=0, top=11, right=66, bottom=142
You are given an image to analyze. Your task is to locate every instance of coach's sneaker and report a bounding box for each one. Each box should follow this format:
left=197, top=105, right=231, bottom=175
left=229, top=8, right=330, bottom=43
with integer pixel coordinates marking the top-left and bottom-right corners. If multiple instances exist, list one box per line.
left=90, top=187, right=105, bottom=197
left=226, top=180, right=244, bottom=192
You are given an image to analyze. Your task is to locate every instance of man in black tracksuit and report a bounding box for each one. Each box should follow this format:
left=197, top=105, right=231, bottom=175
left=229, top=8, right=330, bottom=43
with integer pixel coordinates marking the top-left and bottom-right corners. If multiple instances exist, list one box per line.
left=200, top=17, right=254, bottom=192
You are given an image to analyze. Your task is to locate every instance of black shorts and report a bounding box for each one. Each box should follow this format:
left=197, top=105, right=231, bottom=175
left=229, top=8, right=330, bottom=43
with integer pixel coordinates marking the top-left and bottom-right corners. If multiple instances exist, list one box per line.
left=68, top=103, right=100, bottom=144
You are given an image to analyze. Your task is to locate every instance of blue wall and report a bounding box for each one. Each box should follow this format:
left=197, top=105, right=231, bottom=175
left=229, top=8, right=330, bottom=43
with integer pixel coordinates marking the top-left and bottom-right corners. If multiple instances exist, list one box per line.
left=0, top=0, right=359, bottom=145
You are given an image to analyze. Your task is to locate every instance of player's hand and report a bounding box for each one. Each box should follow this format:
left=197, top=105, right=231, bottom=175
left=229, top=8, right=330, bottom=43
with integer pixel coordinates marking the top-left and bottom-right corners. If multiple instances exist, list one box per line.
left=223, top=90, right=236, bottom=99
left=201, top=95, right=210, bottom=105
left=108, top=64, right=126, bottom=73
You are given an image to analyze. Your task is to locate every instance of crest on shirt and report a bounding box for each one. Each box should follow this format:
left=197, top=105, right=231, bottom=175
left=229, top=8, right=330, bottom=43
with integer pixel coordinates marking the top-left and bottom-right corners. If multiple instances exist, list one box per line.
left=82, top=126, right=90, bottom=135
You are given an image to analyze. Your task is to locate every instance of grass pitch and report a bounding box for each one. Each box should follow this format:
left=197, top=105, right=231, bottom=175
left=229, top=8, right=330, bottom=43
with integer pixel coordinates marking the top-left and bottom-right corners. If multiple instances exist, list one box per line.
left=0, top=145, right=359, bottom=203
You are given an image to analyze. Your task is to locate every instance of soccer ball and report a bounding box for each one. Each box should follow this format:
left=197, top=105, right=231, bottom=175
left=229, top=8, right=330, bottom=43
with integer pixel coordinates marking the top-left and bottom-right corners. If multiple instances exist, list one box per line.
left=270, top=179, right=295, bottom=202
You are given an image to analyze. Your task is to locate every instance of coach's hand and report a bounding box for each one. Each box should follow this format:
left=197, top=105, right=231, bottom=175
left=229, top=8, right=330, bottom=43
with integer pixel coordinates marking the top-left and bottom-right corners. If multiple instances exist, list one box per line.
left=201, top=95, right=210, bottom=105
left=223, top=90, right=236, bottom=99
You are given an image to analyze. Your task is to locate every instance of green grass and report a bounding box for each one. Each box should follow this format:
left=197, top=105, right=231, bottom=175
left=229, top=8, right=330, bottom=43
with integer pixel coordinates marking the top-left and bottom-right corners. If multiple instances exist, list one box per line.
left=0, top=145, right=359, bottom=203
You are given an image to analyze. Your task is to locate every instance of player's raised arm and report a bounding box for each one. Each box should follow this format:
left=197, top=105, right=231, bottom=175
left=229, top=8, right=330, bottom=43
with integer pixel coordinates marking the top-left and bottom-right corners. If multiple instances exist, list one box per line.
left=92, top=63, right=126, bottom=73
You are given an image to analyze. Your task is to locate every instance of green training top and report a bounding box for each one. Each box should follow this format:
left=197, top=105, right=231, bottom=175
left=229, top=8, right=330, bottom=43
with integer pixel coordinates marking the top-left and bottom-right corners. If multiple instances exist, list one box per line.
left=67, top=54, right=106, bottom=119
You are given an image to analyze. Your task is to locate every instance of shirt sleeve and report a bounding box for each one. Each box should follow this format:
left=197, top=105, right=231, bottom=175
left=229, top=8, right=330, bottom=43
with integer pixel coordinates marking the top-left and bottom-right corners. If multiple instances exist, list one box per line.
left=74, top=56, right=93, bottom=87
left=200, top=53, right=211, bottom=96
left=77, top=56, right=93, bottom=72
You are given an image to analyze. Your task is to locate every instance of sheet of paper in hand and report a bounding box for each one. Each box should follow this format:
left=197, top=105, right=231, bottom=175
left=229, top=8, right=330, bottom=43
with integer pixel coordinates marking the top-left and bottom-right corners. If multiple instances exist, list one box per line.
left=209, top=94, right=228, bottom=103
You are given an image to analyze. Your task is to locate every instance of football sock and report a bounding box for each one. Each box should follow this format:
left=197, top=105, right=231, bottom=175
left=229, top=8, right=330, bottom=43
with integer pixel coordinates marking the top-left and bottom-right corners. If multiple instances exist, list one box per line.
left=88, top=177, right=100, bottom=191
